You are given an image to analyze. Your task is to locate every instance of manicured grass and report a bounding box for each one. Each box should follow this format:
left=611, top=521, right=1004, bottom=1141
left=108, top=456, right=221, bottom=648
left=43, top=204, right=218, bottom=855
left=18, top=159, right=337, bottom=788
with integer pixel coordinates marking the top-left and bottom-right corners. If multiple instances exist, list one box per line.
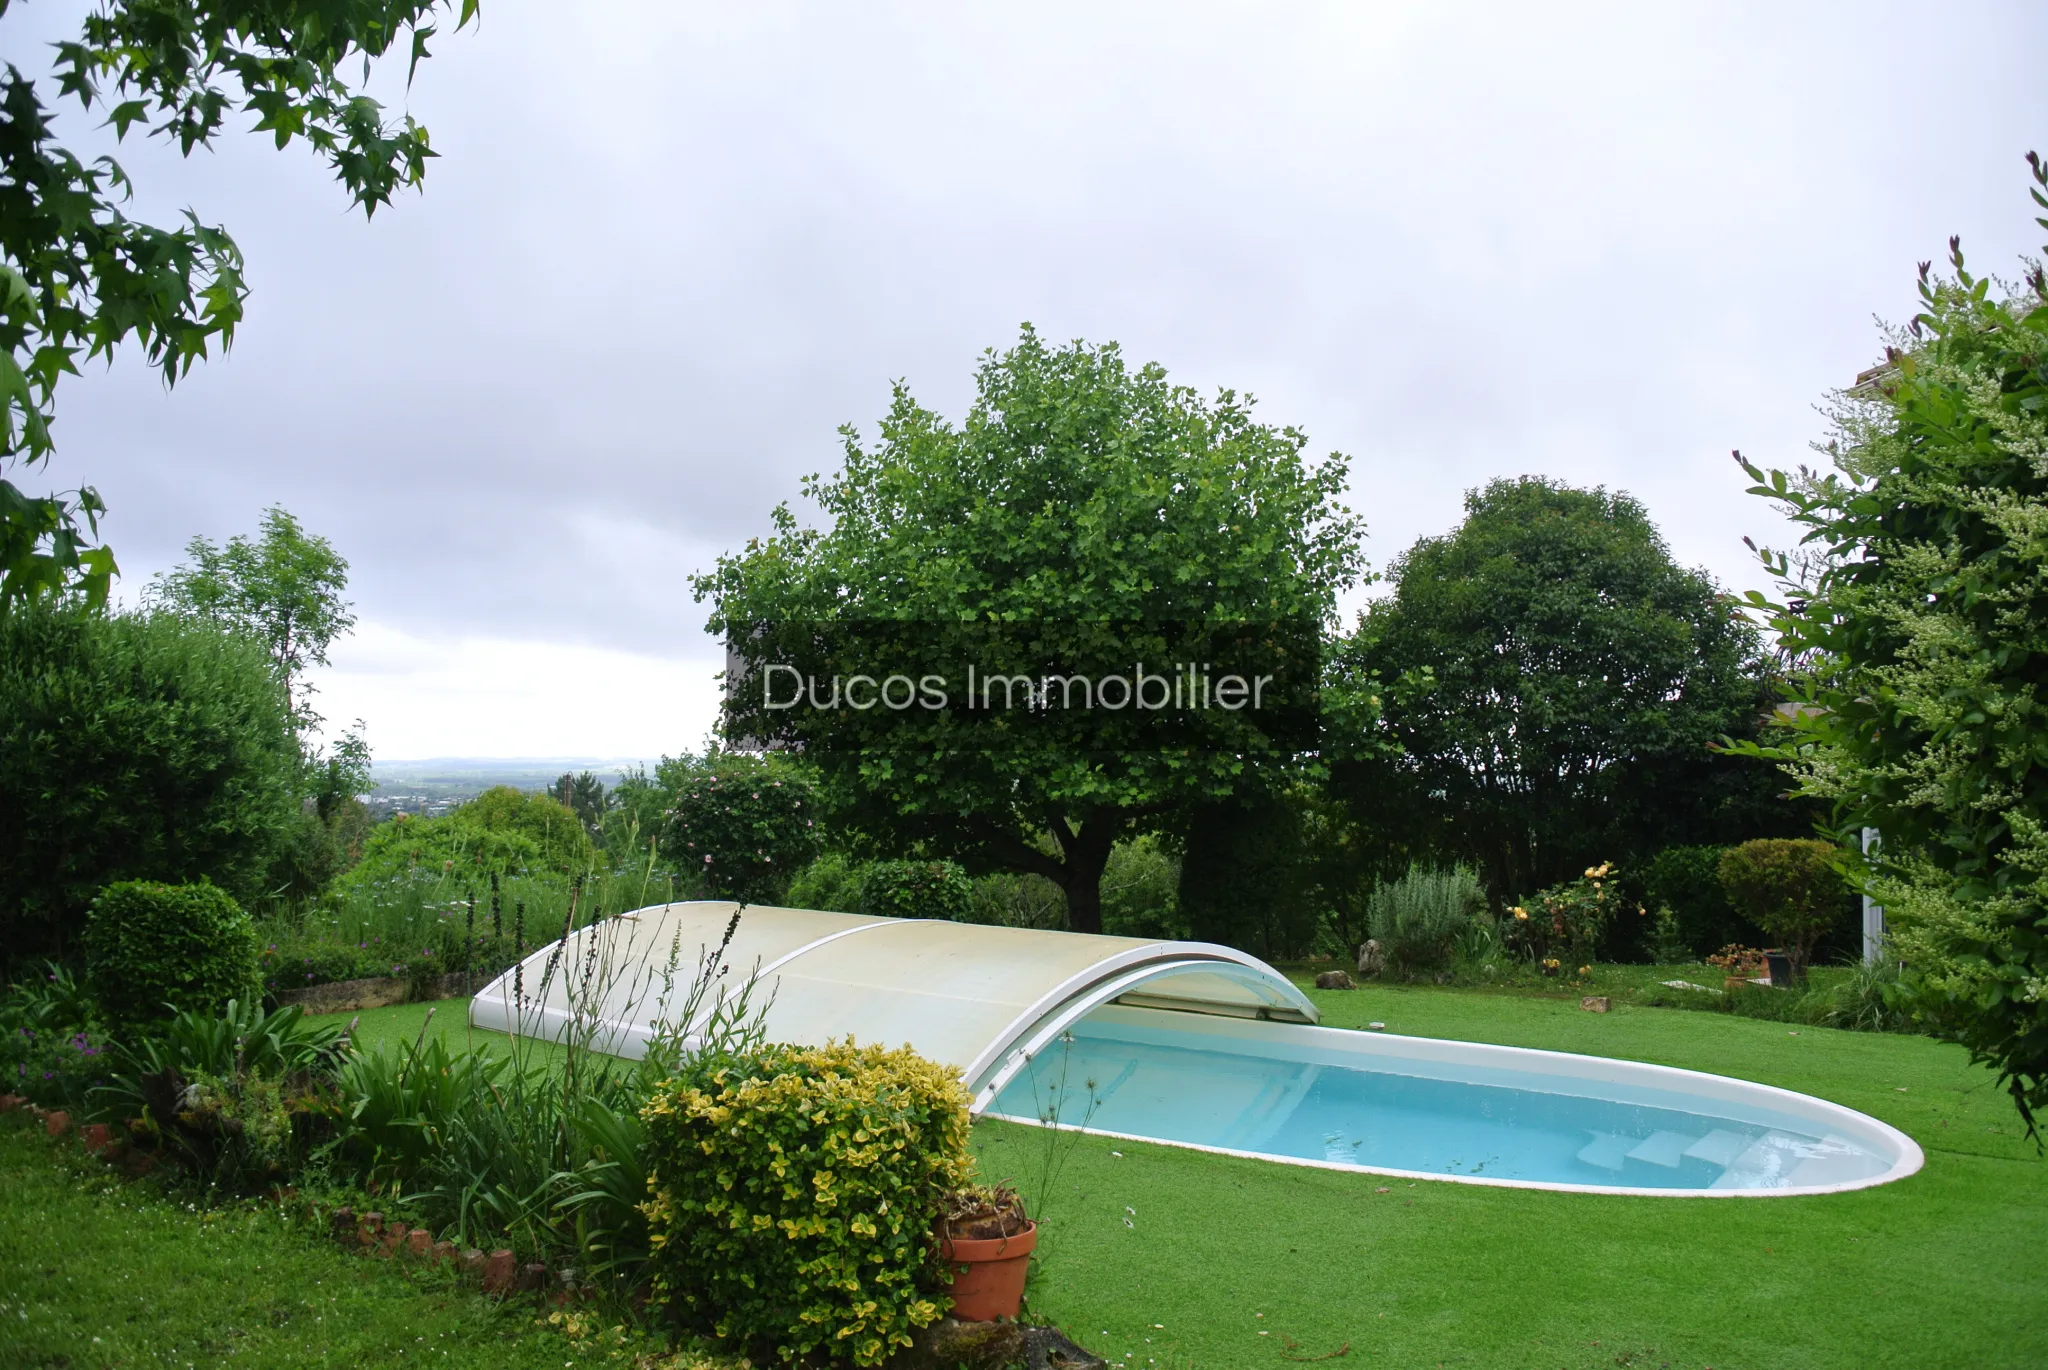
left=972, top=985, right=2048, bottom=1370
left=0, top=1122, right=690, bottom=1369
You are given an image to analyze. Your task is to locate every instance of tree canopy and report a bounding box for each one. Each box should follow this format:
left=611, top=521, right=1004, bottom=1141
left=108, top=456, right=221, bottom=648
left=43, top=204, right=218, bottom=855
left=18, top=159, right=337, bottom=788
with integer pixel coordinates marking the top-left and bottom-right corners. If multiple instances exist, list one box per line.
left=148, top=505, right=355, bottom=724
left=1732, top=152, right=2048, bottom=1128
left=1333, top=476, right=1780, bottom=901
left=0, top=0, right=476, bottom=613
left=692, top=327, right=1365, bottom=933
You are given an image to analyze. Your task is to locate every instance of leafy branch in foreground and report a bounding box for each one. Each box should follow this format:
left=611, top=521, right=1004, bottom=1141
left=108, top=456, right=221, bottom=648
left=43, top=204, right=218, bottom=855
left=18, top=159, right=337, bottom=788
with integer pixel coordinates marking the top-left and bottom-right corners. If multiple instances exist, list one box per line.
left=0, top=0, right=479, bottom=614
left=1726, top=150, right=2048, bottom=1131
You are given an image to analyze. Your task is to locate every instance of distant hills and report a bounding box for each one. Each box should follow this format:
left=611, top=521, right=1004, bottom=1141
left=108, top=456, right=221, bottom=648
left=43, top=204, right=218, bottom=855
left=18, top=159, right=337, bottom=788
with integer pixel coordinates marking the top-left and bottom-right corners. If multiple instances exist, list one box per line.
left=367, top=757, right=659, bottom=816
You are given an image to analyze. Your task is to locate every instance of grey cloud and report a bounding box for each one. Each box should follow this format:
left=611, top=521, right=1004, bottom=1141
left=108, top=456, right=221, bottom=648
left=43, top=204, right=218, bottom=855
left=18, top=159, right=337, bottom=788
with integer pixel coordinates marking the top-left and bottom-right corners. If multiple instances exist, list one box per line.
left=14, top=0, right=2048, bottom=657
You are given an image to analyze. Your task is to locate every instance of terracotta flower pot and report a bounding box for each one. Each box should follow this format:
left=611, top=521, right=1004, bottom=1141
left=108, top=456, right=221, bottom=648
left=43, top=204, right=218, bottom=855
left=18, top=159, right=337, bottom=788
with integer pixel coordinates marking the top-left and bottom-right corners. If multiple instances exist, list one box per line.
left=940, top=1221, right=1037, bottom=1322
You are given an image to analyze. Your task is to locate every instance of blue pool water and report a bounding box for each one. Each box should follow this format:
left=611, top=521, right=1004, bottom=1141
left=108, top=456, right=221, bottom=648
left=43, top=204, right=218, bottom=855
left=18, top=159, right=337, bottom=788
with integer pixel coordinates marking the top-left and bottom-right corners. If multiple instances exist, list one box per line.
left=988, top=1020, right=1892, bottom=1192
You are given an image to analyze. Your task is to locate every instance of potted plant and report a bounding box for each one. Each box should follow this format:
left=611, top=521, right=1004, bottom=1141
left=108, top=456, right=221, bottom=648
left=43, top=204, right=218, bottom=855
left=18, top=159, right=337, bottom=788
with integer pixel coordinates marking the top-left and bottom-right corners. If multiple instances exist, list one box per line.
left=938, top=1183, right=1036, bottom=1322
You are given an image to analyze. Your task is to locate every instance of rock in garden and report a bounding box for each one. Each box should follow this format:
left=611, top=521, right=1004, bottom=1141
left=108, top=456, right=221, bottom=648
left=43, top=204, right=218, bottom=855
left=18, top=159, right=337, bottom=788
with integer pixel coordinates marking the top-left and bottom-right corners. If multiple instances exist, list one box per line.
left=1316, top=970, right=1358, bottom=990
left=888, top=1319, right=1107, bottom=1370
left=1357, top=939, right=1385, bottom=977
left=405, top=1229, right=433, bottom=1258
left=1580, top=996, right=1611, bottom=1013
left=481, top=1249, right=517, bottom=1294
left=43, top=1110, right=71, bottom=1137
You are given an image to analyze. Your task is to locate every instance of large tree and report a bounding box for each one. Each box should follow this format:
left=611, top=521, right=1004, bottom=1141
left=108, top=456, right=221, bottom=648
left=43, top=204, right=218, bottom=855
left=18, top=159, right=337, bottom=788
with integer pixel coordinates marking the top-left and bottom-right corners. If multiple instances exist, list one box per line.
left=693, top=327, right=1365, bottom=934
left=0, top=0, right=476, bottom=613
left=1732, top=151, right=2048, bottom=1129
left=1333, top=476, right=1778, bottom=901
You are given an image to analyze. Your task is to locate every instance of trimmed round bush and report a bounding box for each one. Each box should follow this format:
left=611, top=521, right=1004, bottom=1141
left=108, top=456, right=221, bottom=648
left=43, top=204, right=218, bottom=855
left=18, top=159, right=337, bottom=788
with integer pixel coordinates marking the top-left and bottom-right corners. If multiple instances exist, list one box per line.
left=641, top=1041, right=973, bottom=1366
left=85, top=881, right=263, bottom=1027
left=1717, top=838, right=1844, bottom=976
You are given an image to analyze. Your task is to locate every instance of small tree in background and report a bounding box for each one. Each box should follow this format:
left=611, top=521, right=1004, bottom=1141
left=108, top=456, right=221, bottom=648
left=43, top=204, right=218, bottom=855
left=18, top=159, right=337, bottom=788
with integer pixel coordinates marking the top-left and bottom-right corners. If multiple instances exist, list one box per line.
left=148, top=506, right=355, bottom=728
left=1717, top=839, right=1843, bottom=978
left=552, top=771, right=609, bottom=832
left=658, top=752, right=820, bottom=905
left=453, top=787, right=596, bottom=875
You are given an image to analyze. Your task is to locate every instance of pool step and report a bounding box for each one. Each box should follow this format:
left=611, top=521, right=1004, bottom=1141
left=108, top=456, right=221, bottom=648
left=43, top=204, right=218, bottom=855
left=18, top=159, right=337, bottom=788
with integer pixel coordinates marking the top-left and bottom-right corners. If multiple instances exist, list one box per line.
left=1625, top=1131, right=1697, bottom=1168
left=1575, top=1132, right=1633, bottom=1170
left=1709, top=1131, right=1873, bottom=1190
left=1683, top=1129, right=1754, bottom=1168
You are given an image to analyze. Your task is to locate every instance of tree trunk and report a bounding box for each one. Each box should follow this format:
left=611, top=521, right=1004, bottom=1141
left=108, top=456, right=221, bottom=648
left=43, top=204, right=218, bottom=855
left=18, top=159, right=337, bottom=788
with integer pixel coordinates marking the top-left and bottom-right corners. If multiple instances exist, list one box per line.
left=1051, top=808, right=1119, bottom=936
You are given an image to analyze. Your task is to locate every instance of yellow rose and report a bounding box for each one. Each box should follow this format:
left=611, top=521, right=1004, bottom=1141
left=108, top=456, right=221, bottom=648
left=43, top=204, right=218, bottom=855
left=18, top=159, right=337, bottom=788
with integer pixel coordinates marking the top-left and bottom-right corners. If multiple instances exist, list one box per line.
left=1512, top=907, right=1529, bottom=920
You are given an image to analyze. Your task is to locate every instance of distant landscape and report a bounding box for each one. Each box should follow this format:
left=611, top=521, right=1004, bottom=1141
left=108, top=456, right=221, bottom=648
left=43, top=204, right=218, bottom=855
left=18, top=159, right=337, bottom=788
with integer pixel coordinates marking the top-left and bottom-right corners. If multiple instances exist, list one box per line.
left=365, top=757, right=656, bottom=818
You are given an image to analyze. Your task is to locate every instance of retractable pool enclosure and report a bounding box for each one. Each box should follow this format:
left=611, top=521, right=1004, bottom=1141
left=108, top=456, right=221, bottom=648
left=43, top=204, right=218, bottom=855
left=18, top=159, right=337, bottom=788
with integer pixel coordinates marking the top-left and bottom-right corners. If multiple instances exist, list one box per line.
left=470, top=901, right=1924, bottom=1195
left=467, top=900, right=1318, bottom=1105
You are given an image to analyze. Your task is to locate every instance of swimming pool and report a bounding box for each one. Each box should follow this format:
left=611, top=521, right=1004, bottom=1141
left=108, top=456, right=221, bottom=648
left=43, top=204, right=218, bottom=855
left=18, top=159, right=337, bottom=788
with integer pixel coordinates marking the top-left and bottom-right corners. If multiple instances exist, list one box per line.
left=982, top=1005, right=1923, bottom=1196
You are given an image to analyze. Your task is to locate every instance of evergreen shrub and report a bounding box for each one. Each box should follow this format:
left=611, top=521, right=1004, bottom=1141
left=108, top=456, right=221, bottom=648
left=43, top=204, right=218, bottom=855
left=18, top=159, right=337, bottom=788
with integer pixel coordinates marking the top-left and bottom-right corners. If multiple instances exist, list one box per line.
left=640, top=1040, right=974, bottom=1366
left=0, top=602, right=299, bottom=964
left=1718, top=839, right=1843, bottom=976
left=1644, top=845, right=1749, bottom=957
left=1367, top=864, right=1484, bottom=974
left=853, top=860, right=973, bottom=922
left=84, top=881, right=262, bottom=1028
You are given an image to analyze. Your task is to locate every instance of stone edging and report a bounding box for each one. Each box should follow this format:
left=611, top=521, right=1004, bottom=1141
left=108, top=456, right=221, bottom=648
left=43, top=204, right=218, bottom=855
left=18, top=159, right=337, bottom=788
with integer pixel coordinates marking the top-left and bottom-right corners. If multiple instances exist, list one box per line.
left=273, top=971, right=478, bottom=1015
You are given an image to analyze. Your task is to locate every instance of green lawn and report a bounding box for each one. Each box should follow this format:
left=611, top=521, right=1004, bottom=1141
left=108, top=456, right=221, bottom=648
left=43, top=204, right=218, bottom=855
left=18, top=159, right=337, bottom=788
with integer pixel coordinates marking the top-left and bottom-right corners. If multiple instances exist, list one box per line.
left=973, top=983, right=2047, bottom=1370
left=0, top=1122, right=690, bottom=1370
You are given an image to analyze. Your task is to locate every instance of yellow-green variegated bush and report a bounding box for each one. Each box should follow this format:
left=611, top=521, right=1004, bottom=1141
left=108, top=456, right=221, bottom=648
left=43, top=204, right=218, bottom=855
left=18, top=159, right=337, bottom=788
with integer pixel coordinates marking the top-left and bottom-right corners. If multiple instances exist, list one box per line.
left=640, top=1041, right=974, bottom=1367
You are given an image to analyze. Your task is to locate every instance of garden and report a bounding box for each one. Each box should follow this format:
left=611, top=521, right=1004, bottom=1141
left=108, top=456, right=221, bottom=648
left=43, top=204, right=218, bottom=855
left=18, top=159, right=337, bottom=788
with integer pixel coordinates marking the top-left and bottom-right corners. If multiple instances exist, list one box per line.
left=6, top=18, right=2048, bottom=1357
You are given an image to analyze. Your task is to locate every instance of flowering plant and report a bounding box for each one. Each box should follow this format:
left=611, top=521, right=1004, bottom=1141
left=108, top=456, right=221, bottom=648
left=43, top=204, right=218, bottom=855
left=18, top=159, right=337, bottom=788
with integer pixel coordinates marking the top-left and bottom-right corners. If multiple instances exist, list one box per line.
left=1512, top=863, right=1625, bottom=968
left=0, top=965, right=111, bottom=1109
left=1707, top=944, right=1767, bottom=980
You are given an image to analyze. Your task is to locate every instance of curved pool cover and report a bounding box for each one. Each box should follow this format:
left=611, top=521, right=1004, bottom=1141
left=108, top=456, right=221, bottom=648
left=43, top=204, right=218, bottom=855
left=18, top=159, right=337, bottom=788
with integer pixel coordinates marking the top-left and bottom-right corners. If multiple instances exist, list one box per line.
left=472, top=902, right=1922, bottom=1197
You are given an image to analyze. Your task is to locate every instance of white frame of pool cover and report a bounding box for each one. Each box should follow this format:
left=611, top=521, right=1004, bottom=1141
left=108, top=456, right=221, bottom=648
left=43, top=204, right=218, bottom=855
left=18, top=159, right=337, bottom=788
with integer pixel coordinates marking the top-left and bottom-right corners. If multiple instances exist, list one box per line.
left=470, top=902, right=1923, bottom=1198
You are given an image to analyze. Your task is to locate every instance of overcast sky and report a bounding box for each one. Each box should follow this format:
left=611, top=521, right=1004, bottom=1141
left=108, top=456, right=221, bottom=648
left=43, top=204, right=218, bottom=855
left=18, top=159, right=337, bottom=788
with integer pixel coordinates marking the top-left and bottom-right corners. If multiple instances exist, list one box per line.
left=12, top=1, right=2048, bottom=760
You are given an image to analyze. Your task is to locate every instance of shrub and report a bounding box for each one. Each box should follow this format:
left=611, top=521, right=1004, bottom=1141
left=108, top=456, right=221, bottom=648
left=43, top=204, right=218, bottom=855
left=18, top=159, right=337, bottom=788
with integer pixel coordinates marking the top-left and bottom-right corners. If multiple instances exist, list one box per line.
left=84, top=881, right=262, bottom=1028
left=1718, top=839, right=1843, bottom=976
left=331, top=815, right=547, bottom=900
left=658, top=753, right=820, bottom=905
left=1644, top=845, right=1752, bottom=958
left=0, top=964, right=111, bottom=1109
left=1515, top=863, right=1627, bottom=969
left=454, top=786, right=597, bottom=873
left=853, top=860, right=974, bottom=922
left=1099, top=837, right=1184, bottom=939
left=641, top=1040, right=974, bottom=1367
left=102, top=998, right=349, bottom=1186
left=1367, top=864, right=1484, bottom=974
left=785, top=851, right=861, bottom=912
left=0, top=602, right=300, bottom=965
